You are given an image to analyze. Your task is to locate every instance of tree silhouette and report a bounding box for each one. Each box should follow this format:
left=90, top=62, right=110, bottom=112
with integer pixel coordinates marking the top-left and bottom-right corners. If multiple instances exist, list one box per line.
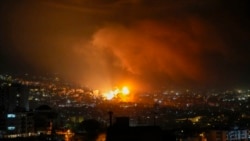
left=80, top=119, right=101, bottom=133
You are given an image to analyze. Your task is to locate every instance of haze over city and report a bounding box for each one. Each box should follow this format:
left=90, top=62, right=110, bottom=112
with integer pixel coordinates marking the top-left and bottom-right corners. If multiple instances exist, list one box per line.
left=1, top=1, right=250, bottom=141
left=0, top=0, right=250, bottom=91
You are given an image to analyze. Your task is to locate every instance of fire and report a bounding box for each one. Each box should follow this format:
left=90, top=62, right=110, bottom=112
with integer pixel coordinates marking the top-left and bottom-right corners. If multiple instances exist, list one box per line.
left=104, top=91, right=115, bottom=100
left=102, top=86, right=130, bottom=101
left=121, top=86, right=129, bottom=95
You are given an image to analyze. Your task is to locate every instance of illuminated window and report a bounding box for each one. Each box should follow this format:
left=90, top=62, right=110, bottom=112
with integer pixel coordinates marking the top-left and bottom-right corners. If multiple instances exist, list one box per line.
left=7, top=114, right=16, bottom=118
left=7, top=126, right=15, bottom=130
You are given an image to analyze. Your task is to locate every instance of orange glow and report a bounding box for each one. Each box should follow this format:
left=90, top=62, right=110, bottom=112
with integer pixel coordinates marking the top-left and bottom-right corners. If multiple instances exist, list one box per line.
left=103, top=91, right=115, bottom=100
left=92, top=20, right=225, bottom=86
left=96, top=133, right=106, bottom=141
left=102, top=86, right=131, bottom=101
left=121, top=86, right=130, bottom=95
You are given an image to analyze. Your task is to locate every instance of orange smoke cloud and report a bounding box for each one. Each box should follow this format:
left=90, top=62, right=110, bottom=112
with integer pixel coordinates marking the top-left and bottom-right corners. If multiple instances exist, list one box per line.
left=92, top=19, right=225, bottom=88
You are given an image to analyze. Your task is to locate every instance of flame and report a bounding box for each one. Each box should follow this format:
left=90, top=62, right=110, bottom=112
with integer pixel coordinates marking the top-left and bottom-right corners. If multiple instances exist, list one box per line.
left=121, top=86, right=130, bottom=95
left=104, top=91, right=115, bottom=100
left=102, top=86, right=130, bottom=101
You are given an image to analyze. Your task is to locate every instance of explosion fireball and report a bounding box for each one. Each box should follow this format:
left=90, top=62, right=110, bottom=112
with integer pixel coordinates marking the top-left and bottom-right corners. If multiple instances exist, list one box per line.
left=103, top=86, right=130, bottom=101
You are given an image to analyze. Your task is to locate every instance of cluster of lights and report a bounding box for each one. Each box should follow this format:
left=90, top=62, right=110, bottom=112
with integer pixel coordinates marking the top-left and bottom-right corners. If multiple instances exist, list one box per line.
left=103, top=86, right=130, bottom=100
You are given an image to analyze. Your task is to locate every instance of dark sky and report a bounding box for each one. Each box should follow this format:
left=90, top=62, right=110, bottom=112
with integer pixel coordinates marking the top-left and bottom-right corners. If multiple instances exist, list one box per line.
left=0, top=0, right=250, bottom=91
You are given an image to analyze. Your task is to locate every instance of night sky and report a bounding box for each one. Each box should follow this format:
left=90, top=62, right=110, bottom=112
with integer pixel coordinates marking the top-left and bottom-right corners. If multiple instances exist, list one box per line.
left=0, top=0, right=250, bottom=91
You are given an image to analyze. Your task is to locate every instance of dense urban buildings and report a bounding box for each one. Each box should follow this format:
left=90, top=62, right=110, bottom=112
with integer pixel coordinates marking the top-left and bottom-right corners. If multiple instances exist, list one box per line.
left=1, top=73, right=250, bottom=140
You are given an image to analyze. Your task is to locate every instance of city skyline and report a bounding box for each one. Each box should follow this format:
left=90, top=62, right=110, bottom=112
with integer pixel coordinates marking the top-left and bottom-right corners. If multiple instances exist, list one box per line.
left=0, top=0, right=250, bottom=91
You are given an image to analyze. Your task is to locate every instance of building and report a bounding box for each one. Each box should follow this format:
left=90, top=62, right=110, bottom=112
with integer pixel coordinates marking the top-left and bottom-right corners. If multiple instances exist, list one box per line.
left=106, top=117, right=176, bottom=141
left=34, top=105, right=58, bottom=135
left=205, top=128, right=248, bottom=141
left=5, top=112, right=34, bottom=138
left=0, top=82, right=31, bottom=138
left=0, top=83, right=29, bottom=112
